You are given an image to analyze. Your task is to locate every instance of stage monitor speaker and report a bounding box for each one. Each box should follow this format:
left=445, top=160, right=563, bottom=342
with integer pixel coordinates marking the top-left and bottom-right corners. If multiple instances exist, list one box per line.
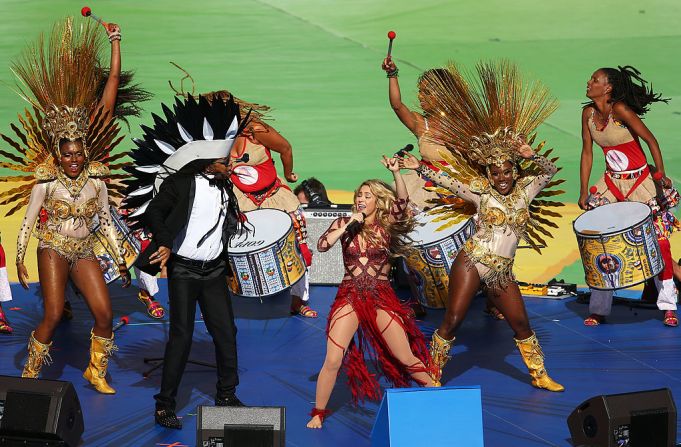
left=371, top=386, right=483, bottom=447
left=303, top=204, right=352, bottom=285
left=567, top=388, right=676, bottom=447
left=0, top=375, right=83, bottom=447
left=197, top=406, right=285, bottom=447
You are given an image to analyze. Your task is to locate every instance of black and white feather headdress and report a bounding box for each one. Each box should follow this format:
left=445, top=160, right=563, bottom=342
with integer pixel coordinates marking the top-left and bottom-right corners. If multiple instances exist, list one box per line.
left=122, top=94, right=247, bottom=228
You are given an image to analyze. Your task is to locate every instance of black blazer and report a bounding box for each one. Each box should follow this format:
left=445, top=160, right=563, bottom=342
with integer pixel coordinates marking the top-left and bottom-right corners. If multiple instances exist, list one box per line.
left=135, top=174, right=236, bottom=275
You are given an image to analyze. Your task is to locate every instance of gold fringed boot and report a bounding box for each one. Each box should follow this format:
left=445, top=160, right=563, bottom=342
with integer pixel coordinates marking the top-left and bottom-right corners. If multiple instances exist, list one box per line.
left=83, top=330, right=118, bottom=394
left=430, top=330, right=454, bottom=382
left=22, top=331, right=52, bottom=378
left=514, top=332, right=564, bottom=392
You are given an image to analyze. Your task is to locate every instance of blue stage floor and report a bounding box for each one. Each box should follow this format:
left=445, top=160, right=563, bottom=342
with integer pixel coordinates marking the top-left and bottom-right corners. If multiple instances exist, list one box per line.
left=1, top=280, right=680, bottom=446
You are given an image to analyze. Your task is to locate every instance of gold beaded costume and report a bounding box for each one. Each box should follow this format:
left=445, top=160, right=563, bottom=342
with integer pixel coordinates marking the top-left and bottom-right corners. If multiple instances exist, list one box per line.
left=419, top=61, right=566, bottom=393
left=0, top=17, right=150, bottom=393
left=414, top=61, right=565, bottom=290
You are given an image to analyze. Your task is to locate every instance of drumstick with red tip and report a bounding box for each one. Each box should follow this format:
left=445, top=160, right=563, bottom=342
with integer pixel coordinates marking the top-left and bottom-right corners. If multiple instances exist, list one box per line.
left=112, top=315, right=129, bottom=332
left=589, top=186, right=597, bottom=195
left=81, top=6, right=110, bottom=30
left=387, top=30, right=396, bottom=57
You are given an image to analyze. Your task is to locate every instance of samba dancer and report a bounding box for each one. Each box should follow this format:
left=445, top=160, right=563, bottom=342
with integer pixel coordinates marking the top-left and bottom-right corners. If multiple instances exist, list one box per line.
left=401, top=61, right=565, bottom=392
left=307, top=156, right=437, bottom=430
left=580, top=66, right=679, bottom=327
left=123, top=94, right=246, bottom=429
left=381, top=57, right=505, bottom=320
left=0, top=18, right=134, bottom=392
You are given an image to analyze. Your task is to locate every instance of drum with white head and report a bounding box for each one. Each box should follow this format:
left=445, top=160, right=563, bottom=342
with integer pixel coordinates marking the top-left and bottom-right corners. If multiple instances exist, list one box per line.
left=573, top=202, right=662, bottom=290
left=92, top=206, right=140, bottom=284
left=404, top=207, right=476, bottom=308
left=228, top=209, right=306, bottom=297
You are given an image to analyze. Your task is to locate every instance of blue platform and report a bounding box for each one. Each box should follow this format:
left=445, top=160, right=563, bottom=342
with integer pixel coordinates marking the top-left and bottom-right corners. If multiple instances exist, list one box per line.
left=0, top=281, right=679, bottom=446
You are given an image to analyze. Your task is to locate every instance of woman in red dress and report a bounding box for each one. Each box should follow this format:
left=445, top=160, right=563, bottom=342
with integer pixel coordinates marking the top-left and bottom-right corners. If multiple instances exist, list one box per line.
left=306, top=156, right=437, bottom=429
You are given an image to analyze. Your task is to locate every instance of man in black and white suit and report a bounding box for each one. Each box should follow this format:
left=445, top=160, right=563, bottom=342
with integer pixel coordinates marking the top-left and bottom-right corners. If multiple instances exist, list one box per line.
left=137, top=157, right=244, bottom=429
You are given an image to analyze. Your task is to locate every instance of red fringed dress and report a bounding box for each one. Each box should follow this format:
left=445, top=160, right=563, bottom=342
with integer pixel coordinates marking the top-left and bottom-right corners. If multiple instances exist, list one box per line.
left=317, top=198, right=433, bottom=403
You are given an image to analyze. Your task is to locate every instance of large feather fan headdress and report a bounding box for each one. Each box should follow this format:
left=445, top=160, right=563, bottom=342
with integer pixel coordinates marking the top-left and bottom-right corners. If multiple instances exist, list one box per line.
left=121, top=94, right=248, bottom=229
left=0, top=17, right=149, bottom=216
left=420, top=61, right=565, bottom=252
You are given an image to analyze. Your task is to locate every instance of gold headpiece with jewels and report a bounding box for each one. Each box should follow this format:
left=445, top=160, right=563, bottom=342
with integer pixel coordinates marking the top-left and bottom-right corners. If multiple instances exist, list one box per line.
left=43, top=105, right=90, bottom=153
left=470, top=127, right=525, bottom=168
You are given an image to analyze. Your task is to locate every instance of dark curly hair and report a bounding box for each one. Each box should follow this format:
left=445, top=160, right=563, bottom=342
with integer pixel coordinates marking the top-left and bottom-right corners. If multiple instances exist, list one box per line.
left=590, top=65, right=669, bottom=116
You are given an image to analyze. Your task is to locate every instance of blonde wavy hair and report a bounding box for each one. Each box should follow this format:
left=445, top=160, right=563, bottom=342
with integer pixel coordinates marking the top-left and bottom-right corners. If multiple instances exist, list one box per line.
left=351, top=179, right=415, bottom=257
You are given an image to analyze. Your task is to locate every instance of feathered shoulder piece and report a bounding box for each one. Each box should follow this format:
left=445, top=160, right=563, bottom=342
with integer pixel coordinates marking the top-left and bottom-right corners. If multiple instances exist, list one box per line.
left=121, top=94, right=248, bottom=230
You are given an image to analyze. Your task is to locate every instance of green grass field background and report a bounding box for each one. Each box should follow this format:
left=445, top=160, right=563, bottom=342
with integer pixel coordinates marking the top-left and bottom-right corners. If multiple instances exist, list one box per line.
left=1, top=0, right=680, bottom=284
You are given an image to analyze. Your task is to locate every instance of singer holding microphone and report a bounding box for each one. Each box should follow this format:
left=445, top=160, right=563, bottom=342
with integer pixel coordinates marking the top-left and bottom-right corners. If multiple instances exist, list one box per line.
left=306, top=156, right=438, bottom=430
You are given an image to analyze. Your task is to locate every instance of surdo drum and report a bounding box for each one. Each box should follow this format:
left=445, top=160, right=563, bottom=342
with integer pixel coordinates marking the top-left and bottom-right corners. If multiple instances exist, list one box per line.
left=228, top=209, right=306, bottom=297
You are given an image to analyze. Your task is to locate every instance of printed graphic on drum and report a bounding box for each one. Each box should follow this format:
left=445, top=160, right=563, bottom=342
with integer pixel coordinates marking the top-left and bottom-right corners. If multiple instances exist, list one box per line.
left=92, top=206, right=140, bottom=284
left=573, top=202, right=663, bottom=290
left=228, top=209, right=306, bottom=297
left=404, top=207, right=476, bottom=308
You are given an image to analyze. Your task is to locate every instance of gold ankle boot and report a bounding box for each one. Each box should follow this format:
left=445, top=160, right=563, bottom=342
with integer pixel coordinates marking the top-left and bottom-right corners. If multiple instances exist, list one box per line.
left=430, top=330, right=454, bottom=382
left=22, top=331, right=52, bottom=378
left=83, top=330, right=117, bottom=394
left=514, top=332, right=564, bottom=392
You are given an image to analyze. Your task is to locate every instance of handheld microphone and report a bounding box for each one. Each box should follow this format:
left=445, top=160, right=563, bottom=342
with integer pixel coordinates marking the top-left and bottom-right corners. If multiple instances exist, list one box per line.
left=395, top=143, right=414, bottom=157
left=112, top=315, right=129, bottom=332
left=346, top=212, right=367, bottom=235
left=219, top=153, right=249, bottom=167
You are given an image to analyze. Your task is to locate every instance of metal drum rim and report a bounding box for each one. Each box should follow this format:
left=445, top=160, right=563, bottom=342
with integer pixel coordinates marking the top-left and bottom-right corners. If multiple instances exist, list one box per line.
left=228, top=209, right=294, bottom=256
left=410, top=217, right=475, bottom=249
left=573, top=203, right=653, bottom=239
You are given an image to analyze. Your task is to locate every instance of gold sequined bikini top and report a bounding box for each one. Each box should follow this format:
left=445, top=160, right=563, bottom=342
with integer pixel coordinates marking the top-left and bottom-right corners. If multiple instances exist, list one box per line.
left=44, top=180, right=100, bottom=222
left=44, top=197, right=99, bottom=221
left=480, top=205, right=530, bottom=230
left=478, top=183, right=531, bottom=238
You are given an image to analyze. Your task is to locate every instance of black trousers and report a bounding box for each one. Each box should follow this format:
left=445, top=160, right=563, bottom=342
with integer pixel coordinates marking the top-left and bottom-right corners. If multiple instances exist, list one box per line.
left=154, top=258, right=238, bottom=411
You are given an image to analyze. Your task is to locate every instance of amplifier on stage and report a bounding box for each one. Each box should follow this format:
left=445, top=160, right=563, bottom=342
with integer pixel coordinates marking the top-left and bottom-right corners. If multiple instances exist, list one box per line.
left=303, top=204, right=352, bottom=285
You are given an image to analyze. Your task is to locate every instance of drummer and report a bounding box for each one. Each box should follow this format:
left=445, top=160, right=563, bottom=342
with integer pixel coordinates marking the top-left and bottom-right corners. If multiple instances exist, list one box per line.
left=579, top=66, right=679, bottom=327
left=216, top=91, right=317, bottom=318
left=380, top=57, right=504, bottom=320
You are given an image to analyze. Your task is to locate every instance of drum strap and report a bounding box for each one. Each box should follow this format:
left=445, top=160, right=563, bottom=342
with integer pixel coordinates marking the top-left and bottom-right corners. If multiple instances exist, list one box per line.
left=604, top=167, right=649, bottom=201
left=242, top=177, right=292, bottom=207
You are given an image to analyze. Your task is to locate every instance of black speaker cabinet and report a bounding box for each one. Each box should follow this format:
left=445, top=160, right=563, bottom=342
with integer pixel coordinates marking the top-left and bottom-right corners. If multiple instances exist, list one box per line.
left=197, top=406, right=285, bottom=447
left=567, top=388, right=676, bottom=447
left=303, top=205, right=352, bottom=285
left=0, top=375, right=83, bottom=447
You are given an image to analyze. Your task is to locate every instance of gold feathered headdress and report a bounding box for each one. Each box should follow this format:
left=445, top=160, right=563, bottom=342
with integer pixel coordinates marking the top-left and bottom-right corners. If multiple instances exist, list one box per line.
left=420, top=60, right=558, bottom=170
left=0, top=18, right=130, bottom=216
left=419, top=61, right=565, bottom=252
left=12, top=18, right=103, bottom=157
